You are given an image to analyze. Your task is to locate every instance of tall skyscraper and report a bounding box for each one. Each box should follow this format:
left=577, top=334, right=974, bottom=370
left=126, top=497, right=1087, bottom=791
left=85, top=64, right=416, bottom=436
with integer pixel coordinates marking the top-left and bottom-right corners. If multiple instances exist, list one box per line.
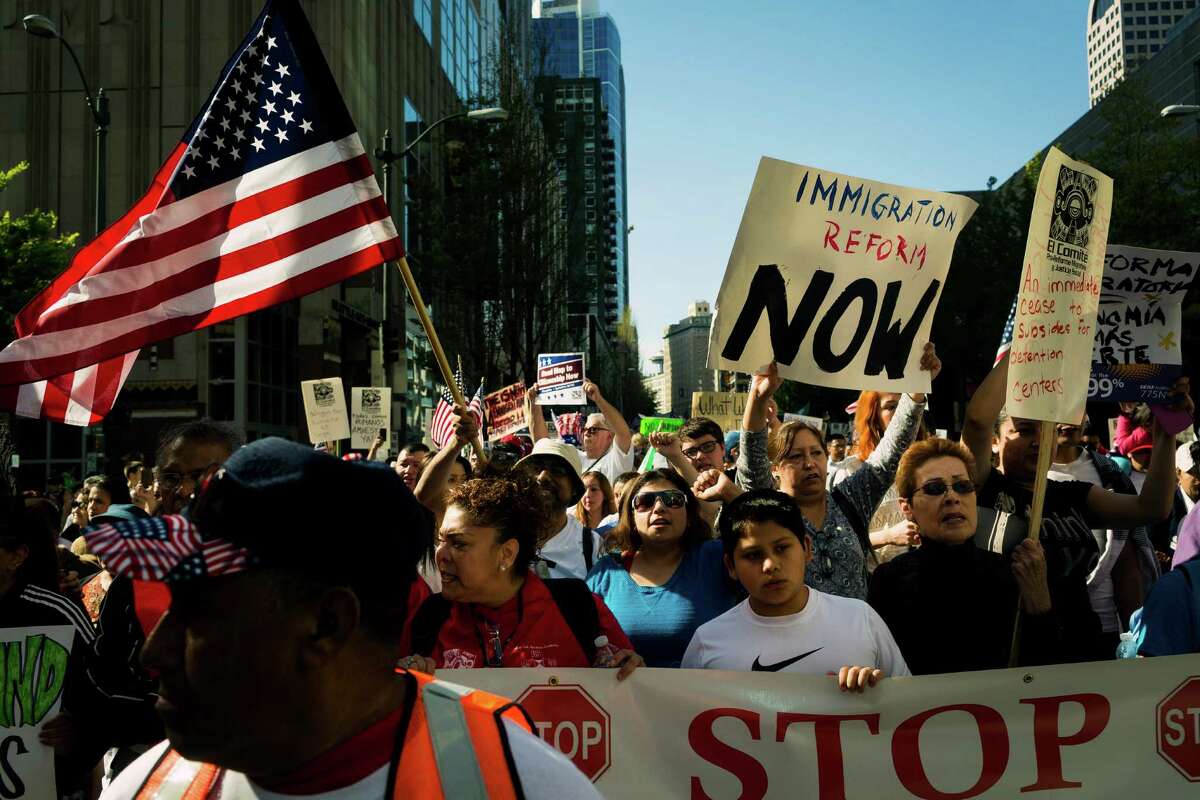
left=661, top=302, right=714, bottom=418
left=1087, top=0, right=1198, bottom=106
left=532, top=0, right=629, bottom=331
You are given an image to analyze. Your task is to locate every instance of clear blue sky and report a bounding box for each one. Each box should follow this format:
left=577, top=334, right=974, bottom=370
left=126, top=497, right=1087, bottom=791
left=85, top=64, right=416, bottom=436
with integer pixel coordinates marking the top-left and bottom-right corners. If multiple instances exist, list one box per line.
left=599, top=0, right=1092, bottom=366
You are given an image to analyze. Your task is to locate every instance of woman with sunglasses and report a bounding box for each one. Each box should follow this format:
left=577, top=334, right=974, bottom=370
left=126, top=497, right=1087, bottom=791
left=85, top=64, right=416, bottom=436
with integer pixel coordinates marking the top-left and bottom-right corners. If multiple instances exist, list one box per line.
left=867, top=438, right=1066, bottom=674
left=586, top=469, right=741, bottom=667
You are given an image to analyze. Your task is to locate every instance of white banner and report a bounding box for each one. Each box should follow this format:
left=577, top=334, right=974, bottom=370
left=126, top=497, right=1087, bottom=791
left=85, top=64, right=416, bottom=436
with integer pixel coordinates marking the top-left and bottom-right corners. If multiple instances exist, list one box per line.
left=446, top=656, right=1200, bottom=798
left=1, top=625, right=75, bottom=800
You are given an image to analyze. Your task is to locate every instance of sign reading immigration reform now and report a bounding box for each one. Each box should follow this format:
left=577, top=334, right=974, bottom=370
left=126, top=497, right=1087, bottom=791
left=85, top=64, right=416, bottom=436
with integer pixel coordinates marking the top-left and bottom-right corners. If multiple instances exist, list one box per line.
left=1008, top=147, right=1113, bottom=424
left=708, top=157, right=977, bottom=393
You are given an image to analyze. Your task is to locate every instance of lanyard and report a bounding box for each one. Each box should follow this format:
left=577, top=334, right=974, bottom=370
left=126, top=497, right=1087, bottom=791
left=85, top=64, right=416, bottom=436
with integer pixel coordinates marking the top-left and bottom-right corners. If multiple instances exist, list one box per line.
left=471, top=589, right=525, bottom=667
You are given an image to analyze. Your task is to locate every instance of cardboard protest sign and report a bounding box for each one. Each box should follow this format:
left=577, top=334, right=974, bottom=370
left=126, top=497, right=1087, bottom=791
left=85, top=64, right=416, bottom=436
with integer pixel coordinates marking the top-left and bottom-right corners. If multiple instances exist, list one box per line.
left=300, top=377, right=350, bottom=444
left=350, top=387, right=391, bottom=455
left=638, top=416, right=684, bottom=471
left=0, top=625, right=74, bottom=800
left=1090, top=244, right=1197, bottom=403
left=535, top=353, right=585, bottom=404
left=484, top=382, right=528, bottom=441
left=708, top=157, right=977, bottom=393
left=783, top=412, right=825, bottom=432
left=1007, top=147, right=1113, bottom=424
left=691, top=392, right=748, bottom=435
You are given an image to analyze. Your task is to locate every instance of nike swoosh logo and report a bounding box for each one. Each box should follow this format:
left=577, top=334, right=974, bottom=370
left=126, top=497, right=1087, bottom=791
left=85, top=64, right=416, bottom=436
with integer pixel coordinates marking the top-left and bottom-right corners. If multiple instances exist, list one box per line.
left=751, top=647, right=824, bottom=672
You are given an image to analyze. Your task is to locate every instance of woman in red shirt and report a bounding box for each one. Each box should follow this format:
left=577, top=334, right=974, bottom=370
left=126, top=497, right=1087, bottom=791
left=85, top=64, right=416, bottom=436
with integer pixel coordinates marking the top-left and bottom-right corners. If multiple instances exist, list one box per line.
left=401, top=471, right=642, bottom=678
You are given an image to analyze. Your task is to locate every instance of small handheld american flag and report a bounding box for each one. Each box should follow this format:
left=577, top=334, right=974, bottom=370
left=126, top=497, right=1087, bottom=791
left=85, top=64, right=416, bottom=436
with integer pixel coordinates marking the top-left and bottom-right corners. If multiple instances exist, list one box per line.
left=429, top=368, right=484, bottom=448
left=994, top=297, right=1017, bottom=366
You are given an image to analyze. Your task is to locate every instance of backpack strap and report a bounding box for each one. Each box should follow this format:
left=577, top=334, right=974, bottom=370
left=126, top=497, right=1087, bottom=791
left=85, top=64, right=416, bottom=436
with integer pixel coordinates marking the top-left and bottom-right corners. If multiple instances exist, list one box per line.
left=410, top=593, right=454, bottom=657
left=581, top=526, right=594, bottom=573
left=831, top=488, right=874, bottom=565
left=542, top=578, right=601, bottom=664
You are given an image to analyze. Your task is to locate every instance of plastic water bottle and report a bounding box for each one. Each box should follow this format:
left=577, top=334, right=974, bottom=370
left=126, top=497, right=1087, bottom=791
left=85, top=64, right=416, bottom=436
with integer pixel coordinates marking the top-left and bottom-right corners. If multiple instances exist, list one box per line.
left=593, top=635, right=620, bottom=667
left=1116, top=631, right=1139, bottom=659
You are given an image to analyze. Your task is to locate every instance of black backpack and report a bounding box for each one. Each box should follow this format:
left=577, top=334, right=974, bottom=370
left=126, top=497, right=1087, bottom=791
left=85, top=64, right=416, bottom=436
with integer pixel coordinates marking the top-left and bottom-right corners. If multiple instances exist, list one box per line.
left=409, top=577, right=602, bottom=663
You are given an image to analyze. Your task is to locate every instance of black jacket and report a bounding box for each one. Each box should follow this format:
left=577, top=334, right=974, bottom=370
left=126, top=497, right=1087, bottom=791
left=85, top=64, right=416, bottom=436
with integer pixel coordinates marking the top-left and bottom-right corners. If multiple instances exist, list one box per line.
left=868, top=539, right=1085, bottom=675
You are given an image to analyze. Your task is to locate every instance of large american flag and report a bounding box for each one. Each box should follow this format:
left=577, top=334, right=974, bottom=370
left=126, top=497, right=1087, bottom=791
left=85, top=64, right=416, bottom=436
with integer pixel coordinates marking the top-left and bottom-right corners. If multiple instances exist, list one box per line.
left=0, top=0, right=401, bottom=424
left=86, top=515, right=253, bottom=584
left=429, top=368, right=484, bottom=448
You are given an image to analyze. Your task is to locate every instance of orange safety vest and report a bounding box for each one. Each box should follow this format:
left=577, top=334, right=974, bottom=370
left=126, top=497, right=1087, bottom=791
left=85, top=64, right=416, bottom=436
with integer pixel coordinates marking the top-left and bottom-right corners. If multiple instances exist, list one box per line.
left=134, top=671, right=531, bottom=800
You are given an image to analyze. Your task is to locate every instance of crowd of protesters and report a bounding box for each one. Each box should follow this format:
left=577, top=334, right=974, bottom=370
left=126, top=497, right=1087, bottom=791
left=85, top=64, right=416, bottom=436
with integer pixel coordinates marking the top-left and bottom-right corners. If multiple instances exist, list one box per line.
left=5, top=343, right=1200, bottom=799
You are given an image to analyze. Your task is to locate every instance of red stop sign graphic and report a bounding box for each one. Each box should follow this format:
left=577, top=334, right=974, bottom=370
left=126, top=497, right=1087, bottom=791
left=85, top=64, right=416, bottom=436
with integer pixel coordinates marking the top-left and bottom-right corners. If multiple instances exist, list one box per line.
left=1157, top=676, right=1200, bottom=781
left=517, top=683, right=611, bottom=782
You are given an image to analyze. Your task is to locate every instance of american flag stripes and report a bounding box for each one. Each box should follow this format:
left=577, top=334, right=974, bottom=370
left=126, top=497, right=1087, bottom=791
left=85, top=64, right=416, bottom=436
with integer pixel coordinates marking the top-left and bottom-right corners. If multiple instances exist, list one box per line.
left=995, top=297, right=1018, bottom=366
left=0, top=0, right=401, bottom=424
left=85, top=515, right=253, bottom=584
left=429, top=368, right=484, bottom=448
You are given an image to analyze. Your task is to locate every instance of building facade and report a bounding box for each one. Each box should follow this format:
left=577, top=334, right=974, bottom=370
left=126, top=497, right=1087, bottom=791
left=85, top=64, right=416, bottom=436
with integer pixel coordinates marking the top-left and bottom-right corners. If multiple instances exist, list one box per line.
left=534, top=75, right=620, bottom=350
left=532, top=0, right=628, bottom=329
left=1087, top=0, right=1198, bottom=105
left=661, top=301, right=714, bottom=418
left=0, top=0, right=514, bottom=488
left=642, top=352, right=668, bottom=415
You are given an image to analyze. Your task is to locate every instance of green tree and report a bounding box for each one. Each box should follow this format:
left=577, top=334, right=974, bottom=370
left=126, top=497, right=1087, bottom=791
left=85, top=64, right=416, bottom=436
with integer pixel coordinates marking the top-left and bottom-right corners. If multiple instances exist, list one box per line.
left=0, top=163, right=80, bottom=499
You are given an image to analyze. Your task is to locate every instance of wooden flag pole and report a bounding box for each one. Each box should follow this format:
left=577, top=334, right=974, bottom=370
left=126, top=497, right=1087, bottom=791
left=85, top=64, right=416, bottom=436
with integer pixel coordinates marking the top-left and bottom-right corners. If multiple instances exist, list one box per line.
left=1008, top=420, right=1058, bottom=666
left=394, top=257, right=488, bottom=465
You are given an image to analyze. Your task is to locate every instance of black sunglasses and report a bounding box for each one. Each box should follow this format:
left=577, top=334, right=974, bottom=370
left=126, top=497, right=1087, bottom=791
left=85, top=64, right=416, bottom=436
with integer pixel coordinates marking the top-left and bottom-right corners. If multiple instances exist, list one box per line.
left=632, top=489, right=687, bottom=512
left=914, top=479, right=976, bottom=498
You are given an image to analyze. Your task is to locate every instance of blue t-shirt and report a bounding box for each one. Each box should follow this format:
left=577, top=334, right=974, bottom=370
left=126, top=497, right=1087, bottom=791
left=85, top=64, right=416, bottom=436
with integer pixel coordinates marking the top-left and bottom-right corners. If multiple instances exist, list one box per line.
left=1136, top=559, right=1200, bottom=656
left=586, top=539, right=741, bottom=668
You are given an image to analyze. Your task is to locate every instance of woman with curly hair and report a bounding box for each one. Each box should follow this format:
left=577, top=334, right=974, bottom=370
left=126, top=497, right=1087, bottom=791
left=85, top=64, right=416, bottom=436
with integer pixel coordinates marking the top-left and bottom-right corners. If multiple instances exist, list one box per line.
left=398, top=470, right=643, bottom=678
left=586, top=469, right=742, bottom=667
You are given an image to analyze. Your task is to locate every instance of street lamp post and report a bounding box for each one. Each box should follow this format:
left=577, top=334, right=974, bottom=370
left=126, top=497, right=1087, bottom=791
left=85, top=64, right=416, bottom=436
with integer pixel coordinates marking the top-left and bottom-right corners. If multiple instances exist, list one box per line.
left=373, top=107, right=508, bottom=443
left=23, top=13, right=110, bottom=237
left=1161, top=104, right=1200, bottom=137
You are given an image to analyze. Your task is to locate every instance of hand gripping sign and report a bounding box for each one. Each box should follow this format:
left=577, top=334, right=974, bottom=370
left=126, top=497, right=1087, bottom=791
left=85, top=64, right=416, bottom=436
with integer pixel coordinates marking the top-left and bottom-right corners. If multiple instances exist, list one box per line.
left=708, top=157, right=977, bottom=393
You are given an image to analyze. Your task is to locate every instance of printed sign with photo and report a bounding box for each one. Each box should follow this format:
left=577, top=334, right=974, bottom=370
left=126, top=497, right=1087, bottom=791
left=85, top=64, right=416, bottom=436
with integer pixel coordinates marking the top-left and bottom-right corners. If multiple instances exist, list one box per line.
left=1007, top=147, right=1113, bottom=424
left=350, top=386, right=391, bottom=455
left=535, top=353, right=586, bottom=405
left=301, top=377, right=350, bottom=444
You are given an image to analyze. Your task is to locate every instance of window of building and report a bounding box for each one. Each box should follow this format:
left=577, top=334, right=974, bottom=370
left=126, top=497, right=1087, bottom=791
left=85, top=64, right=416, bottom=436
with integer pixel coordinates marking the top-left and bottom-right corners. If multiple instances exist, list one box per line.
left=1151, top=43, right=1160, bottom=51
left=441, top=0, right=480, bottom=101
left=586, top=250, right=597, bottom=263
left=414, top=0, right=433, bottom=45
left=586, top=182, right=595, bottom=193
left=585, top=155, right=595, bottom=165
left=587, top=210, right=597, bottom=221
left=586, top=197, right=596, bottom=208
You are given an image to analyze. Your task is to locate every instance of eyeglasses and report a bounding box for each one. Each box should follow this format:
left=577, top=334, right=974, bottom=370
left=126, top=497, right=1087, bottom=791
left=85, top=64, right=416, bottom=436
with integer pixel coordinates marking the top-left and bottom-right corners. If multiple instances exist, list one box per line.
left=914, top=479, right=976, bottom=498
left=682, top=440, right=721, bottom=460
left=632, top=489, right=687, bottom=512
left=583, top=426, right=609, bottom=436
left=155, top=464, right=218, bottom=491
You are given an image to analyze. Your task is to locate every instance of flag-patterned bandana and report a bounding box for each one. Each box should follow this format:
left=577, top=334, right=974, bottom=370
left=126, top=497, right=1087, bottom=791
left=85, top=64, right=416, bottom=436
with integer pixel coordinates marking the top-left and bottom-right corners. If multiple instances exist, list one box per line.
left=86, top=515, right=254, bottom=584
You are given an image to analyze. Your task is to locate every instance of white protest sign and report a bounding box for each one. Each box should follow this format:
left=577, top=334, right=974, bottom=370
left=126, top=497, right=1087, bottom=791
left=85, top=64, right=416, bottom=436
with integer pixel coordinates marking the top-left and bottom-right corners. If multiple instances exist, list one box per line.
left=300, top=377, right=350, bottom=444
left=783, top=412, right=825, bottom=432
left=536, top=353, right=586, bottom=405
left=1090, top=244, right=1197, bottom=403
left=0, top=625, right=74, bottom=800
left=708, top=157, right=977, bottom=392
left=350, top=387, right=391, bottom=455
left=1007, top=147, right=1113, bottom=424
left=448, top=656, right=1200, bottom=798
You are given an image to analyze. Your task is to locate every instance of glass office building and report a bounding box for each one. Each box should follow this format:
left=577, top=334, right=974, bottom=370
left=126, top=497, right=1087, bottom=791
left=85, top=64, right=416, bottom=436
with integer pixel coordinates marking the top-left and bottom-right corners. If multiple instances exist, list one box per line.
left=533, top=1, right=629, bottom=317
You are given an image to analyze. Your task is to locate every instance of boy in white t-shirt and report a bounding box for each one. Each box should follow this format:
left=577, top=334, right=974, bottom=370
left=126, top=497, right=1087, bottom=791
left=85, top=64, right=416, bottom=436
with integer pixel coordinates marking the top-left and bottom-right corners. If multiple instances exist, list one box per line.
left=682, top=489, right=909, bottom=690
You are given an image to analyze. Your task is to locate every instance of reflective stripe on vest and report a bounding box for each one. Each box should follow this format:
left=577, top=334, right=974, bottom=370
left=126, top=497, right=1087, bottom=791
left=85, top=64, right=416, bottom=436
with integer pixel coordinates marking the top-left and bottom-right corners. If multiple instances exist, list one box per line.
left=135, top=750, right=221, bottom=800
left=134, top=674, right=527, bottom=800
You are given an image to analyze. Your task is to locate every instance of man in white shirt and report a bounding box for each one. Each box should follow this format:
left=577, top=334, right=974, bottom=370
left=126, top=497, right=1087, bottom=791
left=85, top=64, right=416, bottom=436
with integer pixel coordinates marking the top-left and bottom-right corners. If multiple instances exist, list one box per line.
left=682, top=489, right=908, bottom=690
left=527, top=380, right=634, bottom=484
left=516, top=439, right=604, bottom=579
